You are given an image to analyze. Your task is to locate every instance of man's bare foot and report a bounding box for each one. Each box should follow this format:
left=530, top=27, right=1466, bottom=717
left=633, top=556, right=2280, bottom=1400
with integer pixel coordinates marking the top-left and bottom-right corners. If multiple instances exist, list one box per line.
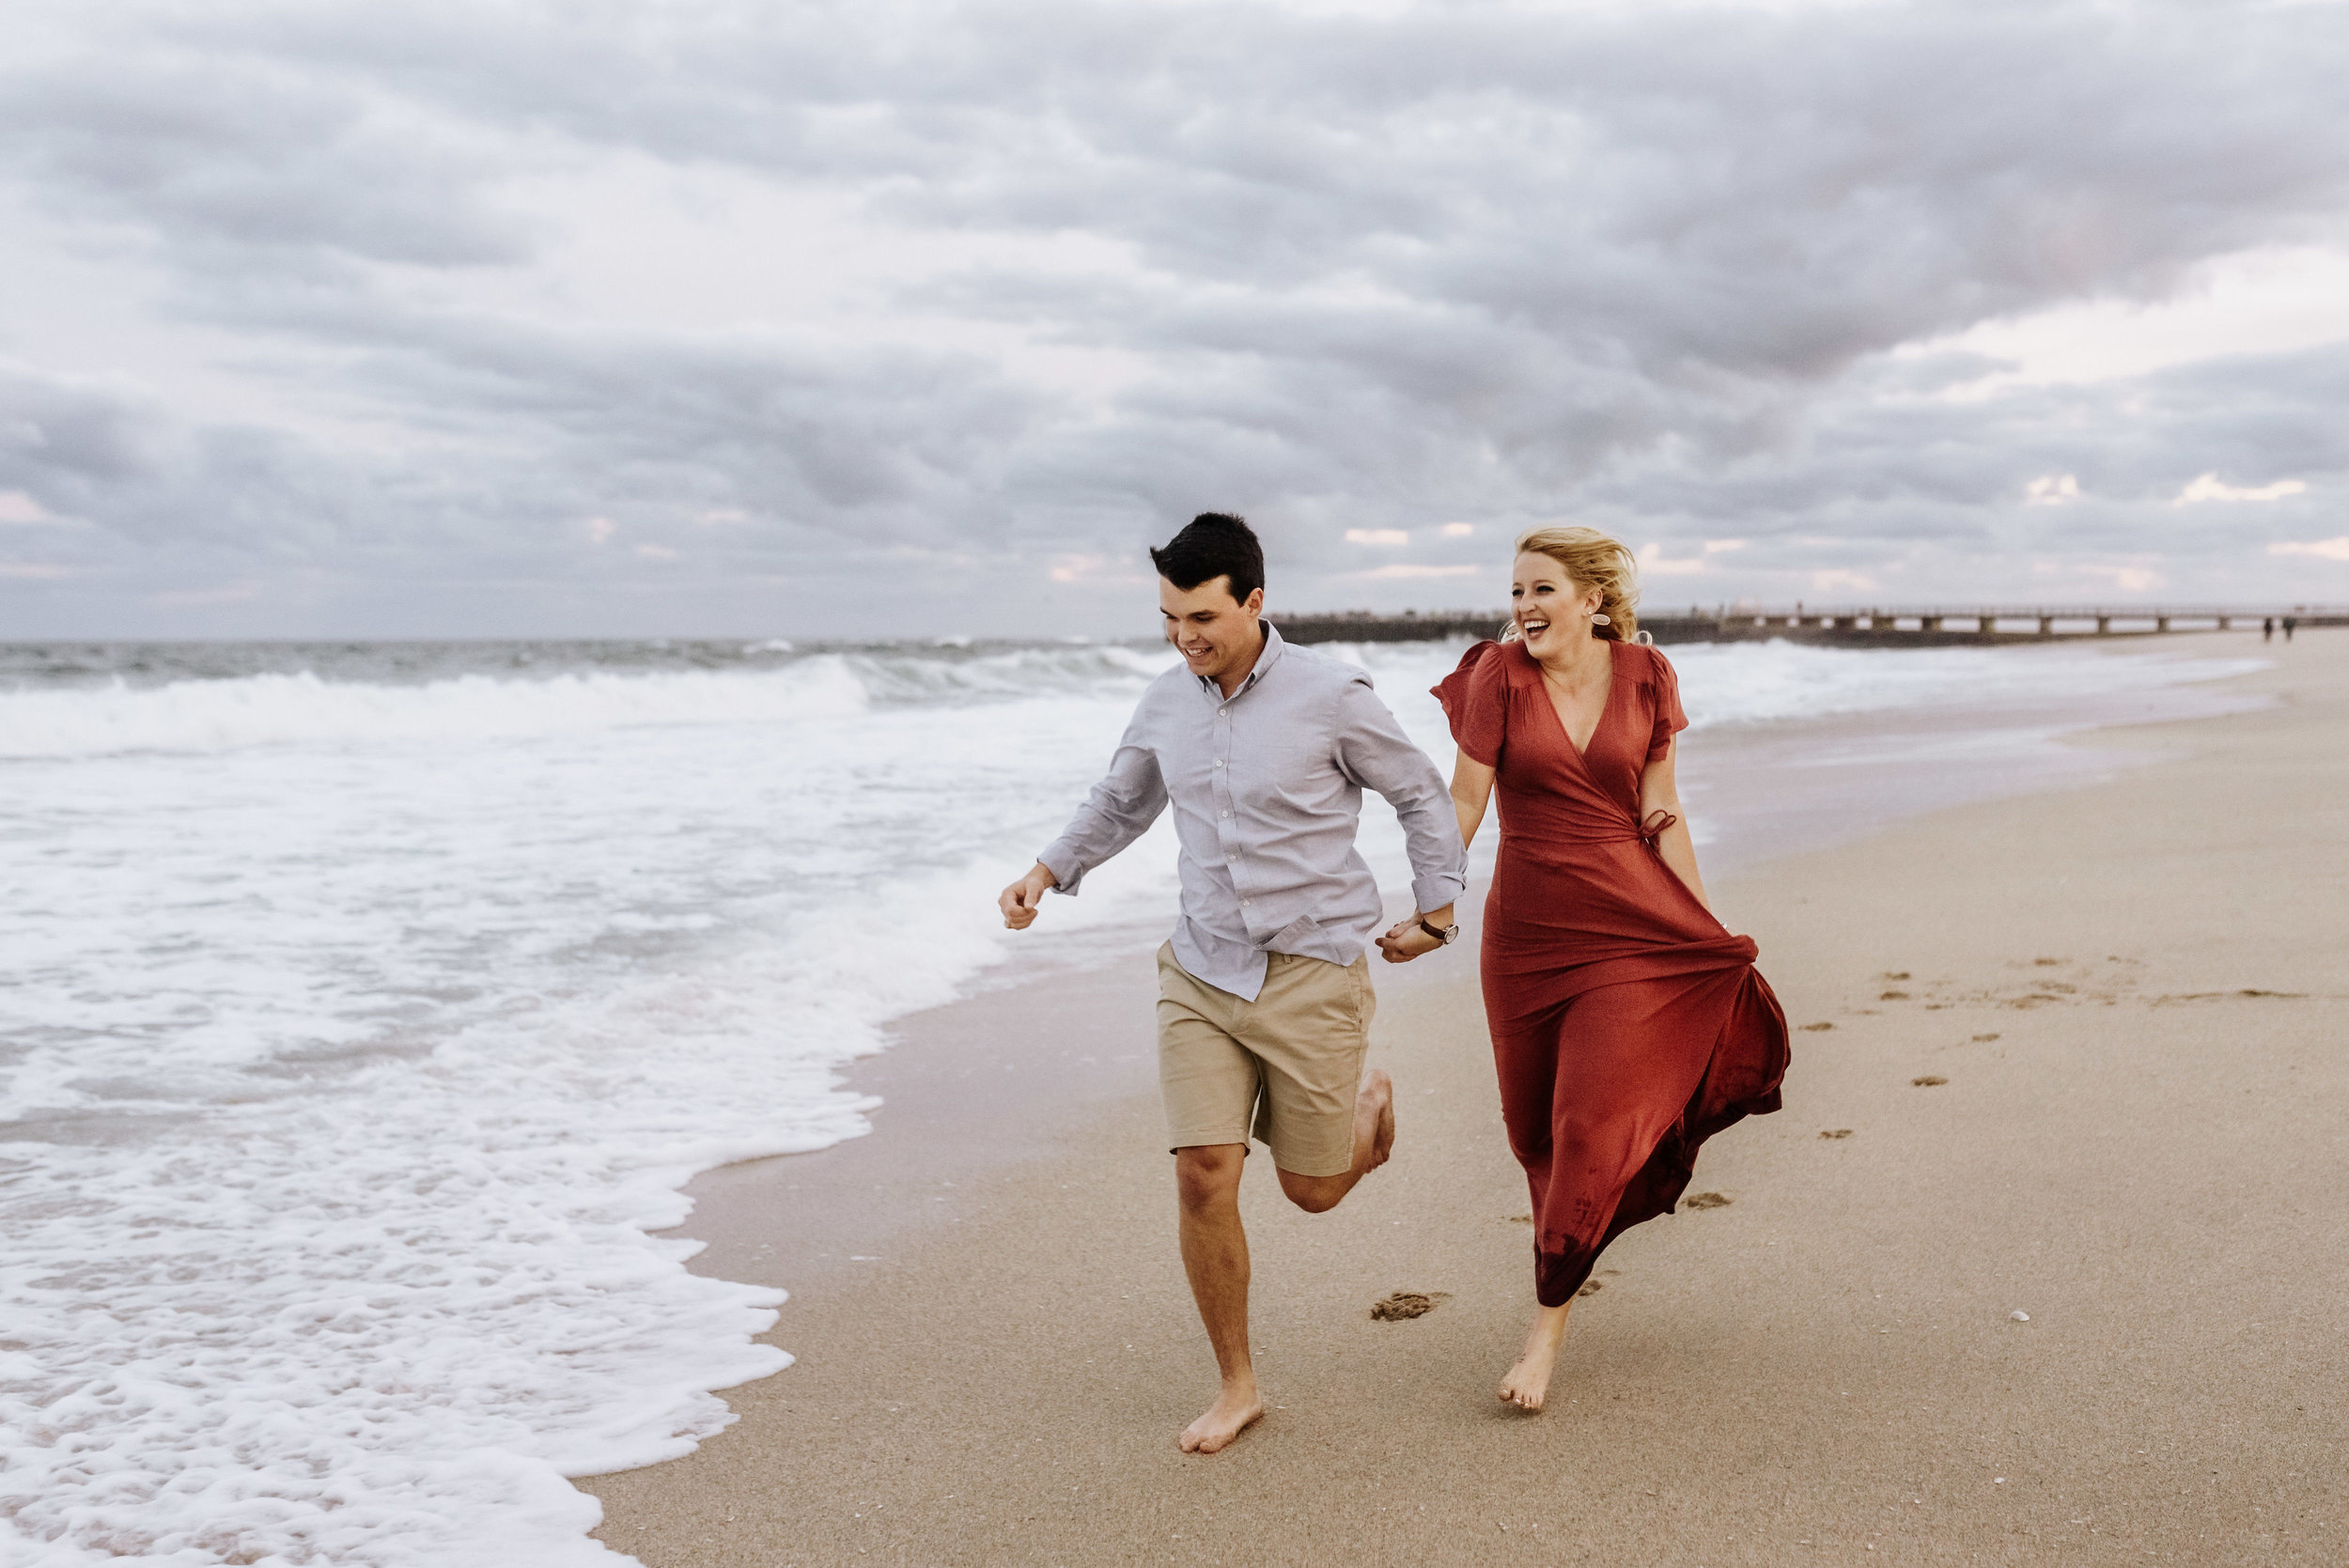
left=1359, top=1068, right=1396, bottom=1172
left=1498, top=1301, right=1573, bottom=1412
left=1179, top=1385, right=1265, bottom=1453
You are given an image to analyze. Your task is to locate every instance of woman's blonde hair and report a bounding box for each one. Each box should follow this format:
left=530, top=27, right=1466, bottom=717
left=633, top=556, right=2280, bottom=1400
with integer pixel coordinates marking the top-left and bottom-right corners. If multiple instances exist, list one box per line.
left=1501, top=525, right=1641, bottom=644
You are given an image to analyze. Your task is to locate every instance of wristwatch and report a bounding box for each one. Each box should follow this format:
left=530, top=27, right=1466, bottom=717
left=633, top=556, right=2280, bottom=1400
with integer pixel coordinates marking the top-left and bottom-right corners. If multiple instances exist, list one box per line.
left=1416, top=916, right=1459, bottom=946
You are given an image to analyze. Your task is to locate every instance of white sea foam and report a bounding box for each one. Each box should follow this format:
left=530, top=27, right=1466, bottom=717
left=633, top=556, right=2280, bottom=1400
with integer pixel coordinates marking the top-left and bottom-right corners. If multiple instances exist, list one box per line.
left=0, top=654, right=1185, bottom=1566
left=1656, top=637, right=2263, bottom=729
left=0, top=633, right=2261, bottom=1565
left=0, top=644, right=1174, bottom=759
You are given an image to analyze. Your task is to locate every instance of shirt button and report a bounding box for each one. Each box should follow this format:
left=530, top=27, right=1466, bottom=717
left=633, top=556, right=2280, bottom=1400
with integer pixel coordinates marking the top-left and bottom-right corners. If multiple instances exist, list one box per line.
left=1220, top=810, right=1229, bottom=818
left=1213, top=759, right=1224, bottom=768
left=1241, top=899, right=1252, bottom=908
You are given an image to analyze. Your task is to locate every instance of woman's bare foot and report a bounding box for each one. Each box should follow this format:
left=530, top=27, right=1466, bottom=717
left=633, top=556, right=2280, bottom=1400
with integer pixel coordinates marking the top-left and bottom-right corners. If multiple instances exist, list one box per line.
left=1498, top=1301, right=1574, bottom=1412
left=1358, top=1069, right=1396, bottom=1172
left=1179, top=1384, right=1265, bottom=1453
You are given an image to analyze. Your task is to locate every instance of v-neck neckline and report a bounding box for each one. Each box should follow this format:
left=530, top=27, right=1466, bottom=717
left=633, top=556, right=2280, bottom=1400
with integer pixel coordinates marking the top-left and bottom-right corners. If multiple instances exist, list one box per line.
left=1531, top=639, right=1617, bottom=761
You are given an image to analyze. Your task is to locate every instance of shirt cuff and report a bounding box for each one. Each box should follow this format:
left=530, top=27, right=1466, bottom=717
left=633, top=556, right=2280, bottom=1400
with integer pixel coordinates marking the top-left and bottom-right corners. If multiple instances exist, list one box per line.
left=1410, top=871, right=1467, bottom=915
left=1037, top=844, right=1086, bottom=895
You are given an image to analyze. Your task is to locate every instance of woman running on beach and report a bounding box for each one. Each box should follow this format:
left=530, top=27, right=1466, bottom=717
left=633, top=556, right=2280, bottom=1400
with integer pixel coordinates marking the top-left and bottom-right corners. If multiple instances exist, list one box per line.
left=1418, top=527, right=1791, bottom=1411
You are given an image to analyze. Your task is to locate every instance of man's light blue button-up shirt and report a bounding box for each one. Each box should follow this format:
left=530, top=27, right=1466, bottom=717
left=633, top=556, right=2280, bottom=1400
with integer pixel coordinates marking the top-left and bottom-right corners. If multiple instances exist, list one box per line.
left=1039, top=623, right=1468, bottom=1001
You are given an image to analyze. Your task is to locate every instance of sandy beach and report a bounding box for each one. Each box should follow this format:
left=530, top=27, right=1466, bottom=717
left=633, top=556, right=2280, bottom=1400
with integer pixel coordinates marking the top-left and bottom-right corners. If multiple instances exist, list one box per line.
left=583, top=629, right=2344, bottom=1566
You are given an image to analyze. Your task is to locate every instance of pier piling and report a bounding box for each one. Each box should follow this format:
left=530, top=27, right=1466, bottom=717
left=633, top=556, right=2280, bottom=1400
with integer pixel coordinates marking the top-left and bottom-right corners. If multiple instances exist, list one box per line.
left=1268, top=604, right=2323, bottom=648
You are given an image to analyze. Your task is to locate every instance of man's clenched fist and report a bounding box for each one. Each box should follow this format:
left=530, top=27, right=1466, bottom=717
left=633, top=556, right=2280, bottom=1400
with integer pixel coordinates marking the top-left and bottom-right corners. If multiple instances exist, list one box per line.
left=998, top=863, right=1059, bottom=929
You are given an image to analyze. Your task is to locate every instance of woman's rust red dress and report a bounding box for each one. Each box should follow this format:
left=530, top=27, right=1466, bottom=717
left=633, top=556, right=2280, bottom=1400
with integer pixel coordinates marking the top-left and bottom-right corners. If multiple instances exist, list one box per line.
left=1436, top=639, right=1789, bottom=1308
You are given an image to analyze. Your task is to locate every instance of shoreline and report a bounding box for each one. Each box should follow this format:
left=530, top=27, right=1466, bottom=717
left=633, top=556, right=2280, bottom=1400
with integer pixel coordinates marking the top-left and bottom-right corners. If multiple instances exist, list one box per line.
left=583, top=629, right=2344, bottom=1564
left=635, top=634, right=2267, bottom=1332
left=641, top=631, right=2271, bottom=1310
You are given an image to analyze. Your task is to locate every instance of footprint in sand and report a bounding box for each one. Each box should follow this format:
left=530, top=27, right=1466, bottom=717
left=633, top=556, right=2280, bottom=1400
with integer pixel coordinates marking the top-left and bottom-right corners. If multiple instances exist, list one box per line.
left=1880, top=990, right=1911, bottom=1001
left=1682, top=1191, right=1732, bottom=1210
left=2154, top=988, right=2308, bottom=1004
left=1972, top=1032, right=2001, bottom=1042
left=1881, top=971, right=1911, bottom=981
left=1799, top=1021, right=1835, bottom=1032
left=1820, top=1128, right=1854, bottom=1140
left=1912, top=1075, right=1949, bottom=1087
left=1371, top=1291, right=1450, bottom=1321
left=2033, top=957, right=2066, bottom=967
left=1507, top=1214, right=1533, bottom=1225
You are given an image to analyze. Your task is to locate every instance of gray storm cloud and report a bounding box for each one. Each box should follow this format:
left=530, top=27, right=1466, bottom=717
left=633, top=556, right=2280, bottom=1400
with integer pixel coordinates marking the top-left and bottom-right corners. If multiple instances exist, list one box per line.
left=2, top=0, right=2345, bottom=635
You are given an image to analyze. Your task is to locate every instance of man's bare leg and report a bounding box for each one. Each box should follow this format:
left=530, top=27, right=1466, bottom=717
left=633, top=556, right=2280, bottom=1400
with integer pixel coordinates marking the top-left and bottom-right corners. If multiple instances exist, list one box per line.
left=1173, top=1144, right=1263, bottom=1453
left=1498, top=1299, right=1574, bottom=1411
left=1274, top=1067, right=1396, bottom=1213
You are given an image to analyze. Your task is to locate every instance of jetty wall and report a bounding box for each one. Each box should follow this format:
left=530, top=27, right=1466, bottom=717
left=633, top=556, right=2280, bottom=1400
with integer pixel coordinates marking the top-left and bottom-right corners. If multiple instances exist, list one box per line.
left=1271, top=607, right=2344, bottom=648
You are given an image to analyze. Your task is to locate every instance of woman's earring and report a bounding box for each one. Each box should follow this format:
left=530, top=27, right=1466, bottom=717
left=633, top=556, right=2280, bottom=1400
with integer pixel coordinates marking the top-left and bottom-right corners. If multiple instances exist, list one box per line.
left=1591, top=612, right=1611, bottom=626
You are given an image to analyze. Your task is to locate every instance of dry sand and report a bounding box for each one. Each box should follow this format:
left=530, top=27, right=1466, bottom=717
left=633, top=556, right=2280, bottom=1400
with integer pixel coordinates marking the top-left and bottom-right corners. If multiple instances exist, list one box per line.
left=583, top=629, right=2345, bottom=1565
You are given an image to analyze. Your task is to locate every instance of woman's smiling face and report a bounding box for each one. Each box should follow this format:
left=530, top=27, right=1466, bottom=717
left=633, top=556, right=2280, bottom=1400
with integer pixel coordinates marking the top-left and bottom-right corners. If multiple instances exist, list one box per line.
left=1511, top=551, right=1601, bottom=657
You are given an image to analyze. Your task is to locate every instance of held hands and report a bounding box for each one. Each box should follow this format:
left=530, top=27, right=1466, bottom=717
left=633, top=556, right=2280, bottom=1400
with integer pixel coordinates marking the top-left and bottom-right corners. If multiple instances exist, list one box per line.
left=998, top=863, right=1059, bottom=930
left=1374, top=913, right=1450, bottom=964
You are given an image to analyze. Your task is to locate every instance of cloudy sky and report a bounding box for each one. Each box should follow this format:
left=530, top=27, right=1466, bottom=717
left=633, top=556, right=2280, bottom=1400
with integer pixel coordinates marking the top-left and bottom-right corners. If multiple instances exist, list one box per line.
left=4, top=0, right=2347, bottom=639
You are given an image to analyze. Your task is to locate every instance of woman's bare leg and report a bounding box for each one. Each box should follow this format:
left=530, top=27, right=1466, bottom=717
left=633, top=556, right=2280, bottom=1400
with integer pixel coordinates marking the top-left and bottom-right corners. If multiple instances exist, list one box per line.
left=1498, top=1299, right=1573, bottom=1411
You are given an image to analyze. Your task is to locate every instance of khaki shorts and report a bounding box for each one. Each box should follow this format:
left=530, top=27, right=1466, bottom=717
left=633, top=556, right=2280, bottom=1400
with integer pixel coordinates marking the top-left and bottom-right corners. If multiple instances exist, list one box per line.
left=1155, top=942, right=1377, bottom=1178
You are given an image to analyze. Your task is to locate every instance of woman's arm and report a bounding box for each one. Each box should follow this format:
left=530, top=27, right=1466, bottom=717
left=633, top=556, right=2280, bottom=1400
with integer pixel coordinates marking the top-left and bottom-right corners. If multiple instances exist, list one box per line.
left=1640, top=739, right=1710, bottom=912
left=1450, top=753, right=1496, bottom=848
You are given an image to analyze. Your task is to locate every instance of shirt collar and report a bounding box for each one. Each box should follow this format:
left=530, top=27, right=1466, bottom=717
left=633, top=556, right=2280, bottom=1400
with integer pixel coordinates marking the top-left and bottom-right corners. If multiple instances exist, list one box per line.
left=1195, top=618, right=1285, bottom=701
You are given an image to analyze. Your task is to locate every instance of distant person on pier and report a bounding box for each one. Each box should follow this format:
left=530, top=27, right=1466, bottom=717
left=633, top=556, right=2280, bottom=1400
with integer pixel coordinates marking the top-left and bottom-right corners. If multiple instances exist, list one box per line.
left=2264, top=616, right=2277, bottom=643
left=998, top=513, right=1468, bottom=1454
left=2284, top=615, right=2297, bottom=642
left=1428, top=526, right=1790, bottom=1413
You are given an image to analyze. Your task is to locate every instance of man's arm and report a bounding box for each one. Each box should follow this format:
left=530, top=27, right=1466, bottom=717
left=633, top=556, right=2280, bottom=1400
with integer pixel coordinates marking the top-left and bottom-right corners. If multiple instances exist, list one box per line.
left=998, top=719, right=1168, bottom=931
left=1331, top=677, right=1469, bottom=961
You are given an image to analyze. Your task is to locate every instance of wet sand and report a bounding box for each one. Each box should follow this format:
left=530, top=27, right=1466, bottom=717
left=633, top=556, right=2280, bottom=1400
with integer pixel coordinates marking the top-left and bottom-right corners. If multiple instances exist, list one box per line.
left=583, top=629, right=2345, bottom=1565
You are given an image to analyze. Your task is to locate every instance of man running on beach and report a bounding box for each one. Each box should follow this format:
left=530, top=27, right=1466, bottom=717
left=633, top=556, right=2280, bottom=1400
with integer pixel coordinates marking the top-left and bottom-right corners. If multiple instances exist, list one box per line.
left=998, top=513, right=1469, bottom=1453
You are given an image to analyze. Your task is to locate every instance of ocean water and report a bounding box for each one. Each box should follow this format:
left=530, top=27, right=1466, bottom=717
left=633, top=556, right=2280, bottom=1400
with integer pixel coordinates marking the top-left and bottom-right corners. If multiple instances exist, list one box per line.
left=0, top=634, right=2263, bottom=1565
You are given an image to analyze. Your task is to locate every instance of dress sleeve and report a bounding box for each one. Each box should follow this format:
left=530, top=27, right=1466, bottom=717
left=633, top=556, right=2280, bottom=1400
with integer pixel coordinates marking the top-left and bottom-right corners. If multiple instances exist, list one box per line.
left=1431, top=641, right=1510, bottom=768
left=1645, top=645, right=1688, bottom=764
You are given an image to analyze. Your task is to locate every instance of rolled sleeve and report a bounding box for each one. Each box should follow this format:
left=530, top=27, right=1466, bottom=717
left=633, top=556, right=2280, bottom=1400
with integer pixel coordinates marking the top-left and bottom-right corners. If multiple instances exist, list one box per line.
left=1409, top=862, right=1470, bottom=919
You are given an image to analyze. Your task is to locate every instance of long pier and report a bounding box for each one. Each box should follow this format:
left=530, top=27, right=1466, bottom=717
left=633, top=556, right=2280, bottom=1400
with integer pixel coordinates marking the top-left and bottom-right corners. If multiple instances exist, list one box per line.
left=1275, top=606, right=2344, bottom=648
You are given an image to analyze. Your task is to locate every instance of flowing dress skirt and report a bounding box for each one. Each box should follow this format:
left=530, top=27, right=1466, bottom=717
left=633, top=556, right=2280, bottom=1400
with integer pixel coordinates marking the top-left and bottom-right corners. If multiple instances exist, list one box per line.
left=1437, top=638, right=1791, bottom=1306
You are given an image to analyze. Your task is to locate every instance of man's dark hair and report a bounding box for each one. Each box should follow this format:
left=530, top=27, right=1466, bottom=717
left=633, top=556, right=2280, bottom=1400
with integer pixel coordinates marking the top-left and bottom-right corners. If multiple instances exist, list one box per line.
left=1149, top=513, right=1264, bottom=603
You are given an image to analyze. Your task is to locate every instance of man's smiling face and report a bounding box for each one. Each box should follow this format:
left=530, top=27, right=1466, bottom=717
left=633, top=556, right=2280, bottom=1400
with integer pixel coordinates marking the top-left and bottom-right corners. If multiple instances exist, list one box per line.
left=1160, top=574, right=1265, bottom=689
